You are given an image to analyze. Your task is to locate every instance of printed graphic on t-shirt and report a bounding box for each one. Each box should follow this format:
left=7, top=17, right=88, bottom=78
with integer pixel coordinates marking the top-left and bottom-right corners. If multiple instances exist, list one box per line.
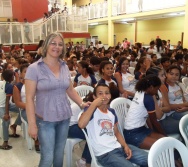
left=78, top=81, right=90, bottom=85
left=127, top=76, right=135, bottom=85
left=98, top=119, right=114, bottom=136
left=173, top=90, right=182, bottom=100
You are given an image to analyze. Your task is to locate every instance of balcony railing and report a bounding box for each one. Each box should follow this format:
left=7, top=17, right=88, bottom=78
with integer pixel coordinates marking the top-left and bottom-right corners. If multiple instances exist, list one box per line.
left=0, top=13, right=88, bottom=45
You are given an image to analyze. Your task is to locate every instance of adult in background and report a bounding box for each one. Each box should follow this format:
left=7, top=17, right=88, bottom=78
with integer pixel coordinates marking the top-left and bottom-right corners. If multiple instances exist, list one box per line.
left=25, top=32, right=89, bottom=167
left=23, top=18, right=31, bottom=43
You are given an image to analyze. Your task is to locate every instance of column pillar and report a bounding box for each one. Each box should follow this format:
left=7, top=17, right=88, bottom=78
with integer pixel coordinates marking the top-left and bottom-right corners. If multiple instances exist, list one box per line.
left=183, top=0, right=188, bottom=48
left=107, top=0, right=114, bottom=46
left=108, top=20, right=114, bottom=46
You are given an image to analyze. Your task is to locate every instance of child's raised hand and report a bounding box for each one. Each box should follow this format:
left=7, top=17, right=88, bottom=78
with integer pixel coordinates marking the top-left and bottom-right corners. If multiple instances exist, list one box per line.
left=93, top=97, right=109, bottom=107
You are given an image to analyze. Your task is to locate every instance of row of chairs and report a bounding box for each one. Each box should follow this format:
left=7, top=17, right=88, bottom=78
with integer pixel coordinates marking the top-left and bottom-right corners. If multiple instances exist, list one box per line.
left=79, top=96, right=188, bottom=167
left=72, top=85, right=188, bottom=167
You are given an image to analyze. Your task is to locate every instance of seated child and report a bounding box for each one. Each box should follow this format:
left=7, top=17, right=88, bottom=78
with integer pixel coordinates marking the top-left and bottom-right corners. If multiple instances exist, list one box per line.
left=67, top=60, right=77, bottom=77
left=78, top=83, right=148, bottom=167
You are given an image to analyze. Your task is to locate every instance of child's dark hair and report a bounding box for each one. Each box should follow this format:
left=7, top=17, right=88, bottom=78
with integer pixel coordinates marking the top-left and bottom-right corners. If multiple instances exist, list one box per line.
left=161, top=56, right=170, bottom=64
left=151, top=54, right=157, bottom=59
left=2, top=70, right=14, bottom=82
left=146, top=66, right=162, bottom=76
left=93, top=83, right=109, bottom=96
left=20, top=63, right=29, bottom=73
left=184, top=54, right=188, bottom=61
left=131, top=51, right=138, bottom=58
left=166, top=65, right=181, bottom=77
left=90, top=56, right=101, bottom=65
left=175, top=53, right=184, bottom=61
left=170, top=59, right=177, bottom=65
left=18, top=58, right=29, bottom=65
left=3, top=63, right=12, bottom=72
left=109, top=82, right=119, bottom=101
left=78, top=61, right=94, bottom=75
left=134, top=57, right=146, bottom=73
left=113, top=52, right=120, bottom=59
left=135, top=74, right=161, bottom=92
left=99, top=61, right=112, bottom=75
left=67, top=60, right=74, bottom=64
left=118, top=57, right=129, bottom=71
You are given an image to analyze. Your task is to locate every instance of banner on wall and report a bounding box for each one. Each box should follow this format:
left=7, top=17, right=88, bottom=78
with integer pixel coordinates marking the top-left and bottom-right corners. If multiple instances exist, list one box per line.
left=125, top=0, right=186, bottom=14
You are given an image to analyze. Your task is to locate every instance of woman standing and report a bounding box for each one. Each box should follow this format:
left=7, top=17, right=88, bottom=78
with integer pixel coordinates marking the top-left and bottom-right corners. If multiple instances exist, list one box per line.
left=25, top=32, right=88, bottom=167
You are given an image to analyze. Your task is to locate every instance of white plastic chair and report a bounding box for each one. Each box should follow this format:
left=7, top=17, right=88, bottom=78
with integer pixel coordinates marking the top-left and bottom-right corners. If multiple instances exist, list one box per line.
left=182, top=77, right=188, bottom=89
left=148, top=137, right=188, bottom=167
left=179, top=114, right=188, bottom=148
left=110, top=97, right=131, bottom=136
left=81, top=128, right=103, bottom=167
left=65, top=138, right=83, bottom=167
left=128, top=67, right=135, bottom=75
left=75, top=85, right=94, bottom=97
left=19, top=109, right=33, bottom=150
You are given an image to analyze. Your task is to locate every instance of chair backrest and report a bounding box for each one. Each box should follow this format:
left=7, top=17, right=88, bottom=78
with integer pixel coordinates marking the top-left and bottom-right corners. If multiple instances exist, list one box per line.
left=75, top=85, right=94, bottom=97
left=128, top=67, right=135, bottom=75
left=182, top=77, right=188, bottom=89
left=179, top=114, right=188, bottom=148
left=110, top=97, right=131, bottom=135
left=148, top=137, right=188, bottom=167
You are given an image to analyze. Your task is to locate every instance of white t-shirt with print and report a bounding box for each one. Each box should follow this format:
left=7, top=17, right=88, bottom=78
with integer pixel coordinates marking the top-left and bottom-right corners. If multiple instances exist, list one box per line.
left=124, top=91, right=155, bottom=130
left=121, top=73, right=136, bottom=94
left=86, top=108, right=121, bottom=156
left=167, top=83, right=183, bottom=116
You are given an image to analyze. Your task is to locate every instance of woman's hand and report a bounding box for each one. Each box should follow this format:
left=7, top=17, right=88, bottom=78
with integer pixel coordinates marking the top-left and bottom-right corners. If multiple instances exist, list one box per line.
left=28, top=124, right=38, bottom=140
left=80, top=101, right=91, bottom=109
left=3, top=113, right=10, bottom=121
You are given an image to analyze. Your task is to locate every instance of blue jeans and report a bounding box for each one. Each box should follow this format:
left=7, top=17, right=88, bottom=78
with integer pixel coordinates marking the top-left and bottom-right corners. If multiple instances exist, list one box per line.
left=36, top=117, right=70, bottom=167
left=159, top=116, right=180, bottom=134
left=68, top=124, right=91, bottom=164
left=0, top=107, right=10, bottom=141
left=170, top=111, right=188, bottom=120
left=9, top=103, right=22, bottom=126
left=97, top=146, right=148, bottom=167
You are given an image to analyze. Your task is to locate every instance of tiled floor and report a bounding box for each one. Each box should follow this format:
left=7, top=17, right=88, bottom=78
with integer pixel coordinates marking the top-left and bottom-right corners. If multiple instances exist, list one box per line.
left=0, top=114, right=85, bottom=167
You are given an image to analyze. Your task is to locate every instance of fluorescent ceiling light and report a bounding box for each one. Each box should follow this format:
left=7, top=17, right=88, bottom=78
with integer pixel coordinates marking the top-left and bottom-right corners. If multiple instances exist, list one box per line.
left=122, top=21, right=128, bottom=24
left=121, top=18, right=135, bottom=22
left=168, top=12, right=185, bottom=16
left=89, top=23, right=98, bottom=26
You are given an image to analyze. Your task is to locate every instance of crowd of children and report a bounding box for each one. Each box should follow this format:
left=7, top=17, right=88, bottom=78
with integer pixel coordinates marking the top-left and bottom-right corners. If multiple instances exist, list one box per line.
left=0, top=37, right=187, bottom=167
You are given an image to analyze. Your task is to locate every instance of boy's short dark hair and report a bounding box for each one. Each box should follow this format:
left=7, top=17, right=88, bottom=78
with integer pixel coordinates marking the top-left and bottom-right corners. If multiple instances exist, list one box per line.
left=131, top=51, right=138, bottom=58
left=161, top=56, right=170, bottom=64
left=184, top=54, right=188, bottom=61
left=170, top=59, right=177, bottom=64
left=151, top=54, right=157, bottom=59
left=175, top=53, right=184, bottom=61
left=90, top=56, right=101, bottom=65
left=104, top=50, right=110, bottom=55
left=2, top=70, right=14, bottom=82
left=113, top=52, right=120, bottom=59
left=150, top=40, right=155, bottom=45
